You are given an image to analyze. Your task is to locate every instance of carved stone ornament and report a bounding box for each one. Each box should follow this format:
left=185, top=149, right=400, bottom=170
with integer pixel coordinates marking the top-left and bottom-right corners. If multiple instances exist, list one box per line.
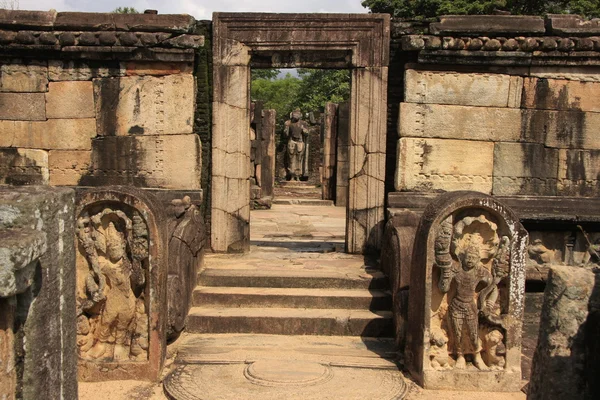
left=405, top=191, right=527, bottom=392
left=76, top=204, right=149, bottom=362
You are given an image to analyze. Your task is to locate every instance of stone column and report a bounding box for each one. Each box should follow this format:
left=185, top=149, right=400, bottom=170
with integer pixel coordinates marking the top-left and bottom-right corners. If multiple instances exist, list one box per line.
left=322, top=103, right=338, bottom=201
left=211, top=63, right=251, bottom=252
left=260, top=109, right=276, bottom=199
left=347, top=67, right=388, bottom=254
left=336, top=102, right=350, bottom=207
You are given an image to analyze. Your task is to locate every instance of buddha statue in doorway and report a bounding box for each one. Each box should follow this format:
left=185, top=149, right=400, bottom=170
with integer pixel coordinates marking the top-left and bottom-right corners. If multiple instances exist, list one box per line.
left=283, top=109, right=309, bottom=180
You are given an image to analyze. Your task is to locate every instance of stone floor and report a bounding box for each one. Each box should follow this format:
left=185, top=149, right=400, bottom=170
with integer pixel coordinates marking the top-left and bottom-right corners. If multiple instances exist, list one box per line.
left=79, top=204, right=531, bottom=400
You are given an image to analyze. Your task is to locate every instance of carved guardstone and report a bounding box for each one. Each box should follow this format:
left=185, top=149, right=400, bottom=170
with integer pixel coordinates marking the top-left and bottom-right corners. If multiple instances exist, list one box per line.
left=75, top=188, right=167, bottom=381
left=405, top=191, right=527, bottom=391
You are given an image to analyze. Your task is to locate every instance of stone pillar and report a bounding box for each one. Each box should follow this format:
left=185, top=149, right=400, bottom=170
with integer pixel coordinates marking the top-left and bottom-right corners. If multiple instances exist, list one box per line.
left=336, top=102, right=350, bottom=207
left=405, top=191, right=528, bottom=391
left=528, top=265, right=600, bottom=400
left=322, top=103, right=338, bottom=201
left=0, top=186, right=77, bottom=400
left=211, top=62, right=251, bottom=252
left=260, top=109, right=276, bottom=199
left=347, top=67, right=387, bottom=254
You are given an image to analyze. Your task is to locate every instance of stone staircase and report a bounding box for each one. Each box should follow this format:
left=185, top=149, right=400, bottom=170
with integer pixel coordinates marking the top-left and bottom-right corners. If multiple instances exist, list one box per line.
left=186, top=251, right=394, bottom=337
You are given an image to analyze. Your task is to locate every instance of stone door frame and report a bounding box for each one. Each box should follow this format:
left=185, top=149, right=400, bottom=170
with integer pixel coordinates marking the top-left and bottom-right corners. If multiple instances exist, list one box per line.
left=211, top=13, right=390, bottom=254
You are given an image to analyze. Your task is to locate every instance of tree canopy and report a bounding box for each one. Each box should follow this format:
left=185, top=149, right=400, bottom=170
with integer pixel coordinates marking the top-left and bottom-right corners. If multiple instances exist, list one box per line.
left=361, top=0, right=600, bottom=19
left=251, top=69, right=351, bottom=128
left=113, top=7, right=139, bottom=14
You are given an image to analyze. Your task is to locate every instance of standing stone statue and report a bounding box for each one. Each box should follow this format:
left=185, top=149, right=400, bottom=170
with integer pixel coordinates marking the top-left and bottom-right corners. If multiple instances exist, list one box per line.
left=283, top=109, right=309, bottom=180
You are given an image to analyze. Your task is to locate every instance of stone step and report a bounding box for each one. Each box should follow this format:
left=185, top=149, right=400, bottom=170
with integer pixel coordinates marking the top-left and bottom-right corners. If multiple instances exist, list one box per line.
left=193, top=287, right=392, bottom=310
left=198, top=268, right=389, bottom=290
left=186, top=307, right=394, bottom=337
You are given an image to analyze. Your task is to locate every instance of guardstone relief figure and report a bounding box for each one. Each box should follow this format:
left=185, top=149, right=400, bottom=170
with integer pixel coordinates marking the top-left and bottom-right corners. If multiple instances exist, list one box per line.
left=433, top=214, right=511, bottom=371
left=283, top=108, right=309, bottom=180
left=76, top=206, right=149, bottom=362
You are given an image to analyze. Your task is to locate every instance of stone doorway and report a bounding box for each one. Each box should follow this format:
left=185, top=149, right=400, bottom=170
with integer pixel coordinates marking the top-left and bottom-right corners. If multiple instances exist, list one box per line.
left=211, top=13, right=390, bottom=254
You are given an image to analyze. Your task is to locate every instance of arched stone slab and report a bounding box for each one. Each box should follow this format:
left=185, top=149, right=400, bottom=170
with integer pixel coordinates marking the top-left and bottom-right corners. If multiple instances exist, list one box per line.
left=405, top=191, right=528, bottom=391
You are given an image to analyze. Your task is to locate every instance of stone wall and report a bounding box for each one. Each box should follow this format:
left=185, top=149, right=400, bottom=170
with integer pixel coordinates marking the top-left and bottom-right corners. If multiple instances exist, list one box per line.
left=392, top=15, right=600, bottom=198
left=0, top=10, right=204, bottom=191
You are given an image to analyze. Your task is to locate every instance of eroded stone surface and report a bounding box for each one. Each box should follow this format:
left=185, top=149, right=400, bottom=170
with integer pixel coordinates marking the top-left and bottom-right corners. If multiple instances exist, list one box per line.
left=396, top=138, right=494, bottom=193
left=399, top=103, right=522, bottom=142
left=0, top=119, right=96, bottom=150
left=0, top=148, right=48, bottom=185
left=0, top=93, right=45, bottom=121
left=46, top=81, right=95, bottom=119
left=528, top=265, right=600, bottom=400
left=492, top=143, right=559, bottom=196
left=405, top=69, right=522, bottom=108
left=0, top=61, right=48, bottom=92
left=94, top=74, right=195, bottom=136
left=557, top=149, right=600, bottom=197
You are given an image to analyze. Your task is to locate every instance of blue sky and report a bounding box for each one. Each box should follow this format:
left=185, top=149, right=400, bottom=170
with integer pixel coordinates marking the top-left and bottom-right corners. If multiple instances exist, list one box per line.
left=16, top=0, right=368, bottom=20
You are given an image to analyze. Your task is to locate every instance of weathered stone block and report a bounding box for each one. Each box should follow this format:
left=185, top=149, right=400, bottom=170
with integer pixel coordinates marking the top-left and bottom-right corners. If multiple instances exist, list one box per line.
left=528, top=265, right=600, bottom=400
left=523, top=77, right=600, bottom=112
left=0, top=186, right=78, bottom=400
left=529, top=66, right=600, bottom=83
left=557, top=149, right=600, bottom=197
left=396, top=137, right=494, bottom=193
left=0, top=93, right=45, bottom=121
left=0, top=119, right=96, bottom=150
left=94, top=74, right=195, bottom=136
left=48, top=60, right=123, bottom=81
left=399, top=103, right=522, bottom=142
left=48, top=150, right=91, bottom=186
left=0, top=62, right=48, bottom=92
left=430, top=15, right=545, bottom=35
left=405, top=69, right=523, bottom=108
left=123, top=62, right=193, bottom=76
left=0, top=148, right=48, bottom=185
left=45, top=81, right=94, bottom=119
left=492, top=143, right=559, bottom=196
left=521, top=109, right=600, bottom=149
left=82, top=134, right=201, bottom=189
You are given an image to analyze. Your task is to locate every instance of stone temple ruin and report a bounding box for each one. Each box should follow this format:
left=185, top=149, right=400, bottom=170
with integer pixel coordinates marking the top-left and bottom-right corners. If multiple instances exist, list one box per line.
left=0, top=8, right=599, bottom=400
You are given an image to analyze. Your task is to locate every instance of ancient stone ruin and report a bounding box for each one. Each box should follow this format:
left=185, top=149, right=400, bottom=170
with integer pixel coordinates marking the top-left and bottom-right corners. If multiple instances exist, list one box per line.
left=0, top=8, right=599, bottom=400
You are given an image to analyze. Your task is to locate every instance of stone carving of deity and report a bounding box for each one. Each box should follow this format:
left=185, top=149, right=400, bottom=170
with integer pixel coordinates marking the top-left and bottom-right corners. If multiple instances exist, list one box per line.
left=433, top=214, right=511, bottom=371
left=283, top=108, right=309, bottom=180
left=76, top=206, right=149, bottom=362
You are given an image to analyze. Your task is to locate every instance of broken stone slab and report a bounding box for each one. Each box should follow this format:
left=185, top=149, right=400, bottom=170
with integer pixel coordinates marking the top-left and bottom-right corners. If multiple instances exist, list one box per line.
left=405, top=191, right=528, bottom=391
left=528, top=265, right=600, bottom=400
left=0, top=228, right=46, bottom=298
left=430, top=15, right=545, bottom=36
left=547, top=14, right=600, bottom=36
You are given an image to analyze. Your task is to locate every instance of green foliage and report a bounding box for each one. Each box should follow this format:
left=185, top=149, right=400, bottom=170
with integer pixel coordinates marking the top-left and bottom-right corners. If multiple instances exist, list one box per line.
left=251, top=69, right=351, bottom=128
left=361, top=0, right=600, bottom=19
left=251, top=69, right=281, bottom=80
left=113, top=7, right=139, bottom=14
